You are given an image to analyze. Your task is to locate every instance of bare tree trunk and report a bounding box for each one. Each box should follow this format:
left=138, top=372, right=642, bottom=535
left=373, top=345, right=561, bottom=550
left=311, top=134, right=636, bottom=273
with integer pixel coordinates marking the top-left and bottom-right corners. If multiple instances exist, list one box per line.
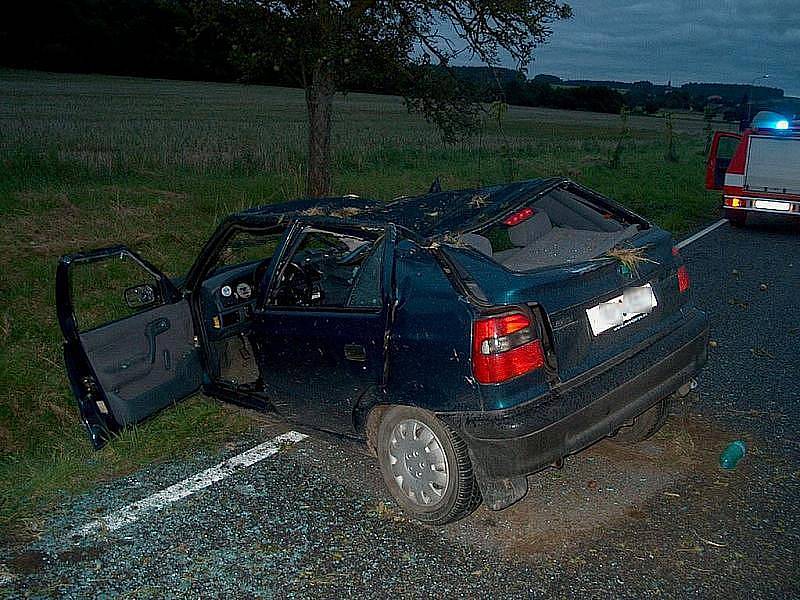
left=305, top=63, right=335, bottom=197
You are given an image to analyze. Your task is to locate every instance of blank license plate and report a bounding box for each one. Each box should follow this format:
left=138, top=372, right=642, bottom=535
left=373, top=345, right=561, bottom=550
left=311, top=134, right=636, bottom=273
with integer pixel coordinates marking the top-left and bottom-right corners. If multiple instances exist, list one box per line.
left=753, top=200, right=791, bottom=211
left=586, top=284, right=657, bottom=336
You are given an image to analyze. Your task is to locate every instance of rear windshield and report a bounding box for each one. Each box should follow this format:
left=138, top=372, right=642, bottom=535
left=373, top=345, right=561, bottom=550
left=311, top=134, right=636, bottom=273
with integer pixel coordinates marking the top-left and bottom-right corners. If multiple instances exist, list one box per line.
left=454, top=184, right=643, bottom=272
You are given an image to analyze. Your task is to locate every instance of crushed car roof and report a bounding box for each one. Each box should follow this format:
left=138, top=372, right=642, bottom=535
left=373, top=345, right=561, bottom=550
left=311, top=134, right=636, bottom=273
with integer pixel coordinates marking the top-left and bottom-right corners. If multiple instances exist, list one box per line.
left=234, top=178, right=561, bottom=238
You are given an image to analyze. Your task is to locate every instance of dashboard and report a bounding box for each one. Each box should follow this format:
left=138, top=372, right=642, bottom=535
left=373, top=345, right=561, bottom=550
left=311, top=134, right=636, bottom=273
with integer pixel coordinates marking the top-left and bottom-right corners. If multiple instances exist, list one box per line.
left=213, top=276, right=254, bottom=328
left=200, top=264, right=261, bottom=339
left=219, top=279, right=254, bottom=308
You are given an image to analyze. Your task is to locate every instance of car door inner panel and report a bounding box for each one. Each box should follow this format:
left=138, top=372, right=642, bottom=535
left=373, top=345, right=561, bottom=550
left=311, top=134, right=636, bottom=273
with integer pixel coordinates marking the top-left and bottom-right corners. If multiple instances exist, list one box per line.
left=78, top=299, right=201, bottom=426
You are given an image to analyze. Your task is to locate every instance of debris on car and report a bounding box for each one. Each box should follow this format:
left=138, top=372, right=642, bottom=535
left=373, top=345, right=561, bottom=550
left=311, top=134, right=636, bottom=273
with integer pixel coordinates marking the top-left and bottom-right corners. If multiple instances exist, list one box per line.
left=56, top=177, right=708, bottom=524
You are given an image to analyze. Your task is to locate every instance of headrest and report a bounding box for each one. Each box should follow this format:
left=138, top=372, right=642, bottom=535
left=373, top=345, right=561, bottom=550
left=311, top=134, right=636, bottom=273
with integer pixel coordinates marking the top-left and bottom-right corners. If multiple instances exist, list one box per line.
left=508, top=211, right=552, bottom=246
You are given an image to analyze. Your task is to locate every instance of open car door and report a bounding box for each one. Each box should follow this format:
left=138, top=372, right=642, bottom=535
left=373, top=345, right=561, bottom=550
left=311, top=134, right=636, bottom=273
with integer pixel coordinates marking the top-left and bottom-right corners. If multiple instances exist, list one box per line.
left=705, top=131, right=742, bottom=190
left=56, top=246, right=203, bottom=449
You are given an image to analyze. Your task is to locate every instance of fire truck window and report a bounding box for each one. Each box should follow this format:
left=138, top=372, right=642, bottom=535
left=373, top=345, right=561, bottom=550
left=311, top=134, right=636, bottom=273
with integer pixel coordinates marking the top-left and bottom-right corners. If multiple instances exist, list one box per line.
left=717, top=136, right=739, bottom=160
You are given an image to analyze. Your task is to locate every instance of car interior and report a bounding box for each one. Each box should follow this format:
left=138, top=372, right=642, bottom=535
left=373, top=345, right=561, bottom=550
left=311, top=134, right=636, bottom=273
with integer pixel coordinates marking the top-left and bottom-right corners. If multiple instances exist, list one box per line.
left=461, top=185, right=641, bottom=271
left=198, top=225, right=385, bottom=390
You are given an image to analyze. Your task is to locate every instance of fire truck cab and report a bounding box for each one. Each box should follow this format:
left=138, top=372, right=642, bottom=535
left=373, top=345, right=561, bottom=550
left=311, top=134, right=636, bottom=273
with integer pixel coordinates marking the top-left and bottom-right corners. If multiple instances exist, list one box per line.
left=706, top=111, right=800, bottom=226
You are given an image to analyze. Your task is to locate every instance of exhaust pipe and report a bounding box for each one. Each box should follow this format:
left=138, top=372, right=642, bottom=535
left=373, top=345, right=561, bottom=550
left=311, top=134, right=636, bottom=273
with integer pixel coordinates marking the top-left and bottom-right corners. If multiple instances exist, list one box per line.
left=677, top=378, right=698, bottom=397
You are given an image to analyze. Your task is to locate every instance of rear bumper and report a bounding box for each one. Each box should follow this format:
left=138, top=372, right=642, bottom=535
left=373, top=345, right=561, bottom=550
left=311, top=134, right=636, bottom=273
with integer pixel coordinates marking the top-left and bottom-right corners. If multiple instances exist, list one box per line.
left=725, top=206, right=800, bottom=216
left=438, top=308, right=708, bottom=509
left=723, top=196, right=800, bottom=216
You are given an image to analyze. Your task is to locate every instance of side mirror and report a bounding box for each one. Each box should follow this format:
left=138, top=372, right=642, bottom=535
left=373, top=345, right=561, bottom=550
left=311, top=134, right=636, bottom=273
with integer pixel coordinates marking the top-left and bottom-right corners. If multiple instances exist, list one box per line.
left=124, top=283, right=159, bottom=309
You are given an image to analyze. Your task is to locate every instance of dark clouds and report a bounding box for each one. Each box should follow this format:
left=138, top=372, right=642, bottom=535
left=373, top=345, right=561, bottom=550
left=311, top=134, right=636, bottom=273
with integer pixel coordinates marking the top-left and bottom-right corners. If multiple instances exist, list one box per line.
left=484, top=1, right=798, bottom=95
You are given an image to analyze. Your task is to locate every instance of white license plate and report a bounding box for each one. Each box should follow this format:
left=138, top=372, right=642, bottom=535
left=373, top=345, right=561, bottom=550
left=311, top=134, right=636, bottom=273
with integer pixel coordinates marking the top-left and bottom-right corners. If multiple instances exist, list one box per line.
left=586, top=284, right=657, bottom=336
left=753, top=199, right=791, bottom=211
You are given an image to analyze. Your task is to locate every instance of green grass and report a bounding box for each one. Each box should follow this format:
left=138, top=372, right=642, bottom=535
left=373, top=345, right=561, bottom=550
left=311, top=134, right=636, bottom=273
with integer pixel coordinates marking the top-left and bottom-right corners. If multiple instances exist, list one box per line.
left=0, top=68, right=729, bottom=538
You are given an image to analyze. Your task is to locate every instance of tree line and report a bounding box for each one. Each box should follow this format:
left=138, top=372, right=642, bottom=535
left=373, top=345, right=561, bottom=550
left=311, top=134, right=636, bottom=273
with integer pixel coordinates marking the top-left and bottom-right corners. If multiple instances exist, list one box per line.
left=3, top=0, right=785, bottom=121
left=0, top=1, right=620, bottom=116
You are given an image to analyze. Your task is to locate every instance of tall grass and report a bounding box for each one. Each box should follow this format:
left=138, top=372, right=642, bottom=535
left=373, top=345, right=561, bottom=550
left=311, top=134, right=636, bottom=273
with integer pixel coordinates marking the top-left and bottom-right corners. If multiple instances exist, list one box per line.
left=0, top=69, right=727, bottom=537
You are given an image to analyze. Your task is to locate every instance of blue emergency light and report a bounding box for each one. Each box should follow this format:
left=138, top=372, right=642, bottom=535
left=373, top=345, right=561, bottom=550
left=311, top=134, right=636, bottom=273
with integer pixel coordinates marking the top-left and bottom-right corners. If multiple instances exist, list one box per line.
left=751, top=111, right=792, bottom=131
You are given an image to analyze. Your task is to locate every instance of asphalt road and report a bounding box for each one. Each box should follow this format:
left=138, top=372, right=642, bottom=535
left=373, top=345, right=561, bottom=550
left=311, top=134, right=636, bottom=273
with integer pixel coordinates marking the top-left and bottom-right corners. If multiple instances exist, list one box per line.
left=3, top=214, right=799, bottom=599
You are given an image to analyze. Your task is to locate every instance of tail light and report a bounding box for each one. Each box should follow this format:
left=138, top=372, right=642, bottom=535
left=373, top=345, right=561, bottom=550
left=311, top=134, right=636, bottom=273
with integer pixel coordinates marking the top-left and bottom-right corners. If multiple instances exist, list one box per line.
left=472, top=311, right=545, bottom=384
left=677, top=265, right=691, bottom=293
left=724, top=197, right=747, bottom=208
left=672, top=247, right=691, bottom=293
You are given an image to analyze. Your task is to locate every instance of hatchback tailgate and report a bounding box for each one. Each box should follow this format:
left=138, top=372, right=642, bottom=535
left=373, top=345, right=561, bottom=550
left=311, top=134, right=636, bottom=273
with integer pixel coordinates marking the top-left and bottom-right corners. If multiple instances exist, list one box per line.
left=449, top=226, right=690, bottom=385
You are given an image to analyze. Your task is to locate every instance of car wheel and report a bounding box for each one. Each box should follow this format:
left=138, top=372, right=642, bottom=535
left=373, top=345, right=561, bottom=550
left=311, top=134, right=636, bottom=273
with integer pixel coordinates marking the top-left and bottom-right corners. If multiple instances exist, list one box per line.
left=376, top=406, right=481, bottom=525
left=612, top=399, right=670, bottom=444
left=724, top=208, right=747, bottom=227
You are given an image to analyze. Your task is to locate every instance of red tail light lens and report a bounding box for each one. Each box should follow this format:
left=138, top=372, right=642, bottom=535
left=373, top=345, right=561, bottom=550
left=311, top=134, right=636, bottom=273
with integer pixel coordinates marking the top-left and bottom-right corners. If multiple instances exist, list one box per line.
left=677, top=265, right=691, bottom=293
left=503, top=207, right=534, bottom=226
left=472, top=312, right=545, bottom=384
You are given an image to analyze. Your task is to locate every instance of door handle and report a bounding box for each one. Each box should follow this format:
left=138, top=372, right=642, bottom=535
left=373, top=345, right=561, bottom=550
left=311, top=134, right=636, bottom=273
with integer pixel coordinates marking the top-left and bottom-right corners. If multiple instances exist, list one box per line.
left=344, top=343, right=367, bottom=362
left=145, top=318, right=171, bottom=364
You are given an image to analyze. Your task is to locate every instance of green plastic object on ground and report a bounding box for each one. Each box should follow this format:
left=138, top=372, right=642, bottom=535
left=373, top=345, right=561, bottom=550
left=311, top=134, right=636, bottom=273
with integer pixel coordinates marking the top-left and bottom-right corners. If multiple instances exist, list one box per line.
left=720, top=440, right=747, bottom=470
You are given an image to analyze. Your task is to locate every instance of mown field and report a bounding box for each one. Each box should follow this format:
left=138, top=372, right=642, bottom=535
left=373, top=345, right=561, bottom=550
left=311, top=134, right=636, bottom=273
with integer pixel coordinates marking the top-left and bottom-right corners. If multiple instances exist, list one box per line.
left=0, top=69, right=730, bottom=537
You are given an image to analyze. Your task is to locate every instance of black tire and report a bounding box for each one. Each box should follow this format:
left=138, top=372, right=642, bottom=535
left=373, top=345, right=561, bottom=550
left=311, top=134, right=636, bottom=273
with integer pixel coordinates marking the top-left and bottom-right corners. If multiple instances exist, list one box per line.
left=376, top=406, right=481, bottom=525
left=724, top=208, right=747, bottom=227
left=612, top=399, right=670, bottom=444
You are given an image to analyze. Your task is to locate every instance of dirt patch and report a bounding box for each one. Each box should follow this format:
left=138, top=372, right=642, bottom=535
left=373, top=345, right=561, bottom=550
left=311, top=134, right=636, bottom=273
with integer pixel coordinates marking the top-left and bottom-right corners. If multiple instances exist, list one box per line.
left=297, top=394, right=749, bottom=563
left=444, top=412, right=740, bottom=558
left=8, top=551, right=47, bottom=574
left=1, top=195, right=86, bottom=260
left=1, top=188, right=179, bottom=261
left=294, top=394, right=749, bottom=562
left=13, top=191, right=82, bottom=215
left=57, top=546, right=101, bottom=564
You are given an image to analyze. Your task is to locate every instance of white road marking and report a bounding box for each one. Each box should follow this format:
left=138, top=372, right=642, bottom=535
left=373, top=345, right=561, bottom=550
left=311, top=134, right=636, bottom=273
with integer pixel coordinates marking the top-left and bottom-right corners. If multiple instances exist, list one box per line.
left=72, top=431, right=308, bottom=537
left=675, top=218, right=728, bottom=250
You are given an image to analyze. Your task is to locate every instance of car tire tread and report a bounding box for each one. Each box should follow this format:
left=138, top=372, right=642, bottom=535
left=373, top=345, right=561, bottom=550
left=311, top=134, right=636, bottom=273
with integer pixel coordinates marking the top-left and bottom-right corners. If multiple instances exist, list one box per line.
left=376, top=406, right=481, bottom=525
left=612, top=398, right=670, bottom=444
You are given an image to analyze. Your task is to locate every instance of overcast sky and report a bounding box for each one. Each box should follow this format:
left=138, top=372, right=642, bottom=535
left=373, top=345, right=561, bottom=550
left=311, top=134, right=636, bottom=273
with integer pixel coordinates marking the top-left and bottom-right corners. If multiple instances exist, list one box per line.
left=463, top=0, right=799, bottom=96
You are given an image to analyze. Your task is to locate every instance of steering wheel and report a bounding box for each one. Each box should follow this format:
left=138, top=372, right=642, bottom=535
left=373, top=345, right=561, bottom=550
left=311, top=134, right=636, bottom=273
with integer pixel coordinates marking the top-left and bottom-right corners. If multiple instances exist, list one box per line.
left=273, top=261, right=314, bottom=306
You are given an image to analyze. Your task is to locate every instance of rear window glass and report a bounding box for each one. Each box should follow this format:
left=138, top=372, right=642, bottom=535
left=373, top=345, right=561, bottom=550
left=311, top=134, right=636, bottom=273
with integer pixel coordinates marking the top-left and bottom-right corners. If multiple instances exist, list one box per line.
left=478, top=186, right=629, bottom=254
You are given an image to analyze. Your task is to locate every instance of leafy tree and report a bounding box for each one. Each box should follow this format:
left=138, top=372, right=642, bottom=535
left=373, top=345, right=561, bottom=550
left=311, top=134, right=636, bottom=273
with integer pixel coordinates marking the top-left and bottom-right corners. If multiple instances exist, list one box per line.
left=191, top=1, right=572, bottom=197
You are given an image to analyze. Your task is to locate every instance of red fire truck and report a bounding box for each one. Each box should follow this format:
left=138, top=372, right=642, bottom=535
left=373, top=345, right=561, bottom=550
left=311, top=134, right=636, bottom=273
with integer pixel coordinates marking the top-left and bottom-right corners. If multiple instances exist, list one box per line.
left=706, top=111, right=800, bottom=226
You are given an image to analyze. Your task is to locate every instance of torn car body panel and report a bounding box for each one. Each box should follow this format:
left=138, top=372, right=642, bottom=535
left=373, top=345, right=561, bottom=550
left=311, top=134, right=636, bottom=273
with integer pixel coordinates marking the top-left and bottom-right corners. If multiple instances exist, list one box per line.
left=57, top=178, right=708, bottom=515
